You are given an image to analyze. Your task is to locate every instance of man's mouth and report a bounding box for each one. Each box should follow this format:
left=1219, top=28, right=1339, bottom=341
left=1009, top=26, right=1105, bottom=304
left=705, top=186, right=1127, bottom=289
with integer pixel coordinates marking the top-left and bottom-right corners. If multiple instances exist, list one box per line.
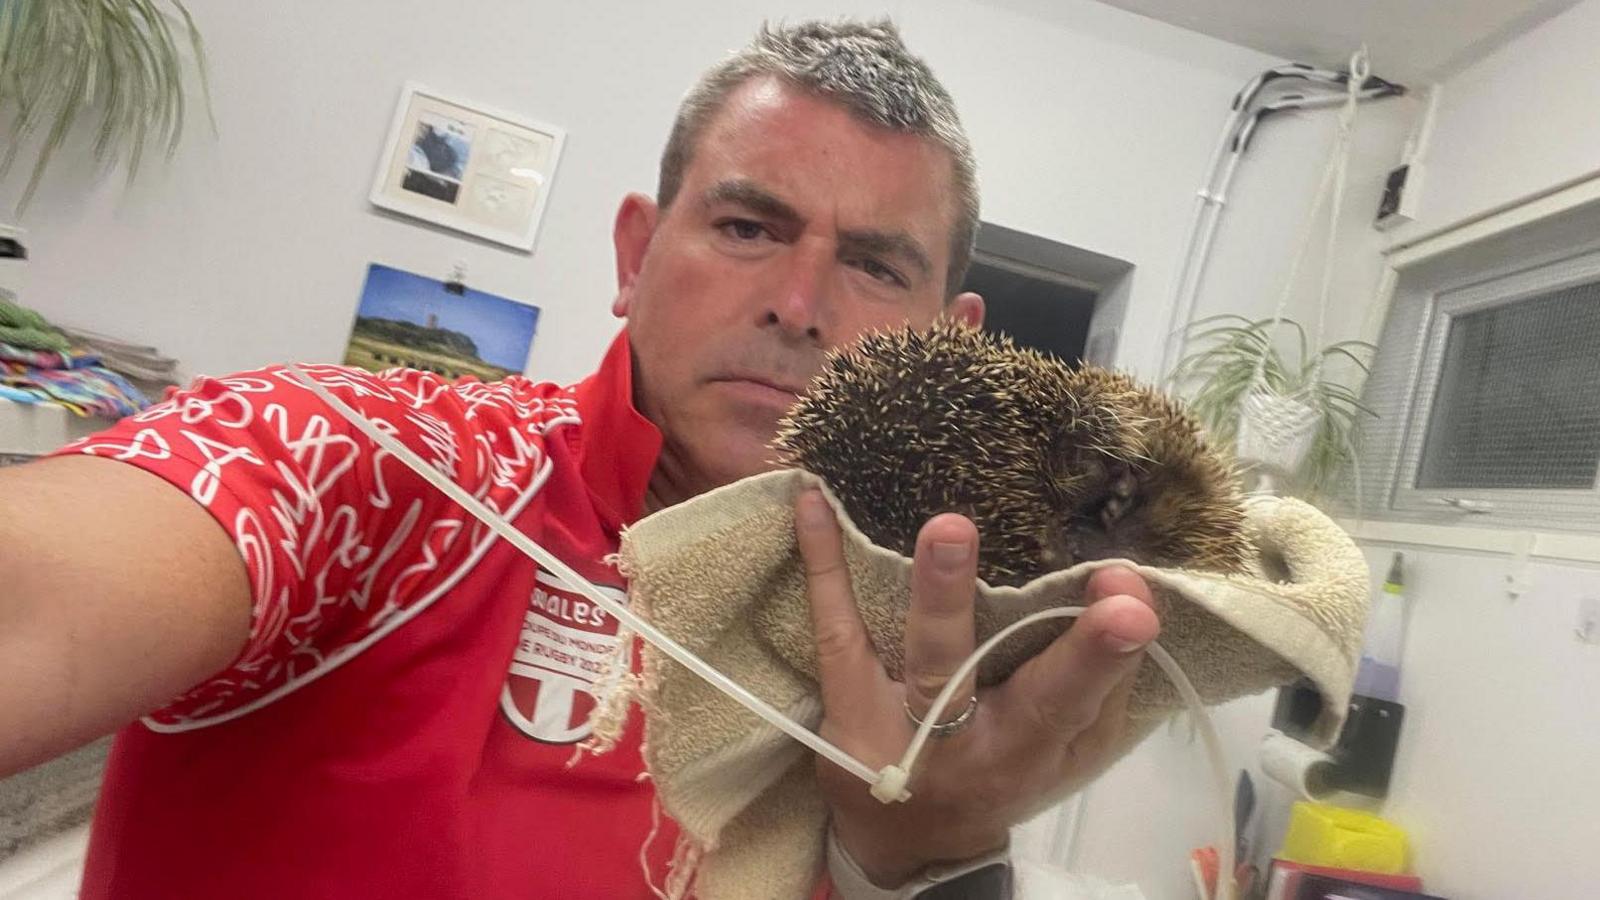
left=711, top=373, right=807, bottom=409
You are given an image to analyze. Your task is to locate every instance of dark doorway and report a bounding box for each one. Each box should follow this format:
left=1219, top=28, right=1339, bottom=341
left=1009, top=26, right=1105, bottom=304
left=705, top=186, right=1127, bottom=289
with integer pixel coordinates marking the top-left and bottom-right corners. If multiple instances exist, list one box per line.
left=962, top=259, right=1097, bottom=366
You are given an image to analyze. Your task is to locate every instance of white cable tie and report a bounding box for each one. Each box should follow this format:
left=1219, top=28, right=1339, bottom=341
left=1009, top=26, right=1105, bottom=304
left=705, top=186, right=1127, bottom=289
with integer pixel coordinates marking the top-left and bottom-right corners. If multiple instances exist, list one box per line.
left=283, top=363, right=881, bottom=787
left=286, top=363, right=1238, bottom=898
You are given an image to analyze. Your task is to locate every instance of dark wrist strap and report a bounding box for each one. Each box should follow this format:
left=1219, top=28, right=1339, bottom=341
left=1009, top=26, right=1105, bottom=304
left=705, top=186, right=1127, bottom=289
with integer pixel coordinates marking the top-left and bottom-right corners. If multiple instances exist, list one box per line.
left=911, top=861, right=1012, bottom=899
left=825, top=826, right=1012, bottom=900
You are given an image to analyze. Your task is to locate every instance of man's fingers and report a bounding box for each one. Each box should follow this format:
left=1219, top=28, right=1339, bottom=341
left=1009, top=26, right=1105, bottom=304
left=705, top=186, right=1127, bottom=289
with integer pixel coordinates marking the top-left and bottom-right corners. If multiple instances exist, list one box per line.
left=1002, top=566, right=1159, bottom=738
left=796, top=488, right=885, bottom=723
left=902, top=514, right=980, bottom=719
left=1082, top=566, right=1155, bottom=617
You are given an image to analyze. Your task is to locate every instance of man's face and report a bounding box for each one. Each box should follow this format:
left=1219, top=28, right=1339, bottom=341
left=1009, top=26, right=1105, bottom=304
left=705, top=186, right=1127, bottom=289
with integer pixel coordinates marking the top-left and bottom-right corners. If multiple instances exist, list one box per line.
left=613, top=77, right=983, bottom=497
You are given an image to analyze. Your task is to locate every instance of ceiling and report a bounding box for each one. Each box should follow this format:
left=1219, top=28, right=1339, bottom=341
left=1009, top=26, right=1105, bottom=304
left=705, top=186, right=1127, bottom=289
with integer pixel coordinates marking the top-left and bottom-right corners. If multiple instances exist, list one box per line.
left=1085, top=0, right=1580, bottom=84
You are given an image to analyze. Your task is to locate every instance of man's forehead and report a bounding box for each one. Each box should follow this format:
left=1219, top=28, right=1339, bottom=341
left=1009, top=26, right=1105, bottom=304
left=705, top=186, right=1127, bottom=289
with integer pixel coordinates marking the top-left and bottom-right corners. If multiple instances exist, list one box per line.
left=690, top=78, right=958, bottom=235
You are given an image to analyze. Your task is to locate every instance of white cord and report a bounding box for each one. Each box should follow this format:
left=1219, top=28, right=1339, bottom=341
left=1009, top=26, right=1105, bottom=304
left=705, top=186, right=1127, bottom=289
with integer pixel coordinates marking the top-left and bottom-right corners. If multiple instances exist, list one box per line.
left=886, top=607, right=1235, bottom=899
left=1308, top=49, right=1369, bottom=386
left=1161, top=58, right=1390, bottom=390
left=1157, top=109, right=1242, bottom=384
left=1254, top=47, right=1368, bottom=394
left=283, top=364, right=880, bottom=785
left=285, top=363, right=1239, bottom=899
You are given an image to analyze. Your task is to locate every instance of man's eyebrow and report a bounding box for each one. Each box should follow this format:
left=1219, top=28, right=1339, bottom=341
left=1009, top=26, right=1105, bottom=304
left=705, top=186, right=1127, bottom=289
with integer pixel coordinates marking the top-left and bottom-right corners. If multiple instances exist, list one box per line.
left=703, top=178, right=932, bottom=279
left=839, top=228, right=932, bottom=279
left=702, top=179, right=802, bottom=225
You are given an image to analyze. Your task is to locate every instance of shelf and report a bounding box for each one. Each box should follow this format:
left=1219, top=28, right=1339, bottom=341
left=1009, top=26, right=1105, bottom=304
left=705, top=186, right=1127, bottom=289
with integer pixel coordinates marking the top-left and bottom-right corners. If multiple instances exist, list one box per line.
left=0, top=397, right=107, bottom=458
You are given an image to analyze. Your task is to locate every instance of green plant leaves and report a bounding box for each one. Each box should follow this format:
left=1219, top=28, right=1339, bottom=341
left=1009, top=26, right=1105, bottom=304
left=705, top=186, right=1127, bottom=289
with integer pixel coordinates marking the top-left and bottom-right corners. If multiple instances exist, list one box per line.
left=0, top=0, right=211, bottom=211
left=1175, top=315, right=1377, bottom=497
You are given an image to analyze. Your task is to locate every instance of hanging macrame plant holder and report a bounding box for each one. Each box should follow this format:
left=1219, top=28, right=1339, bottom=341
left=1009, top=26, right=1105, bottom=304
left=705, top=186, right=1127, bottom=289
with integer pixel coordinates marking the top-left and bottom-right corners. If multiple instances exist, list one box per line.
left=1235, top=49, right=1369, bottom=481
left=1237, top=387, right=1321, bottom=474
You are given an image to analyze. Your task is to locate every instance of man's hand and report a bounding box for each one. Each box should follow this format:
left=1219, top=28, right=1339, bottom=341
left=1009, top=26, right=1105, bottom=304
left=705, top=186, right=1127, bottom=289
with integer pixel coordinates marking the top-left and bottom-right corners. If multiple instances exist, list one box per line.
left=795, top=488, right=1160, bottom=887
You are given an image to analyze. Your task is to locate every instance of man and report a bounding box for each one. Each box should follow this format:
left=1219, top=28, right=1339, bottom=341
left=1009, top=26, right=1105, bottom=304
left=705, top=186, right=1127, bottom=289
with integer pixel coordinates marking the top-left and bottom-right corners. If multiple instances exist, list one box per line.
left=0, top=19, right=1159, bottom=899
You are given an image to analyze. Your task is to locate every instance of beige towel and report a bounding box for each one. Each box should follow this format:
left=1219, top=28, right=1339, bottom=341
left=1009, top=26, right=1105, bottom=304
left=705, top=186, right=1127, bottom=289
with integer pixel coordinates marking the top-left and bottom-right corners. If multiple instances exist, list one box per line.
left=591, top=468, right=1369, bottom=900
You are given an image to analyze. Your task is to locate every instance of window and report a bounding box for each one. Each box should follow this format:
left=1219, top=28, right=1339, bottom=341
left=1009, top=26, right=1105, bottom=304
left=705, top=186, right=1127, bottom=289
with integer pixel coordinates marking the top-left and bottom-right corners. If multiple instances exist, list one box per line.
left=1414, top=284, right=1600, bottom=492
left=1347, top=212, right=1600, bottom=532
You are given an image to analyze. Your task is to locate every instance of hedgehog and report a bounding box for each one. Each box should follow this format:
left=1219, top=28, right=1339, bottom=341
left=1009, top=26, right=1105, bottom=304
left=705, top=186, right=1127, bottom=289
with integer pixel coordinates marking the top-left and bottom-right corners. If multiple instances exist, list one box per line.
left=773, top=320, right=1250, bottom=586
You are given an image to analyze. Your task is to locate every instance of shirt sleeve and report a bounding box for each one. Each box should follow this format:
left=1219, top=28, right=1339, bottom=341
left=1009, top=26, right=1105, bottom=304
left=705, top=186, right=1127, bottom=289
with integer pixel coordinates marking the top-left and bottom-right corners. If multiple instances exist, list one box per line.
left=51, top=363, right=572, bottom=728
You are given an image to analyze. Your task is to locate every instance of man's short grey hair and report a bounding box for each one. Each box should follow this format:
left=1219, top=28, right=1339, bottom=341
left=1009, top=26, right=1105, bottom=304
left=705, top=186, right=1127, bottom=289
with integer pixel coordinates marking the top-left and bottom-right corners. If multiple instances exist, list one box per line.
left=657, top=19, right=980, bottom=295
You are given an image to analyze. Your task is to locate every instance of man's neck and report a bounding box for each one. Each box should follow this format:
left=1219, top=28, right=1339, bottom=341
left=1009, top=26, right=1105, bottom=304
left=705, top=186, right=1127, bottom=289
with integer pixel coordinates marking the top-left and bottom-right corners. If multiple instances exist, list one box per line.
left=642, top=444, right=697, bottom=515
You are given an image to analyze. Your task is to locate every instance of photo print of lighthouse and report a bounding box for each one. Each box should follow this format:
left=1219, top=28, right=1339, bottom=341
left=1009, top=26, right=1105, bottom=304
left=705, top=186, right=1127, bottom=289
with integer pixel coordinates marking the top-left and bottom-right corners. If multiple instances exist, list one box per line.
left=343, top=264, right=539, bottom=381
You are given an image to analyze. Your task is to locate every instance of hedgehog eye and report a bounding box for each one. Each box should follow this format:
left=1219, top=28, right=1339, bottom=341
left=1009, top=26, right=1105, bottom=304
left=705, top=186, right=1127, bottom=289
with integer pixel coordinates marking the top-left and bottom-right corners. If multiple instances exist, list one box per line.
left=1096, top=466, right=1139, bottom=528
left=1099, top=492, right=1136, bottom=528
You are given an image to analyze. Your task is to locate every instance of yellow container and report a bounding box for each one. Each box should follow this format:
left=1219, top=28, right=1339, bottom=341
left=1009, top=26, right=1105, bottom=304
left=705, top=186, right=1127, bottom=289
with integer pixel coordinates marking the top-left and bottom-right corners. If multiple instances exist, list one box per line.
left=1278, top=802, right=1409, bottom=873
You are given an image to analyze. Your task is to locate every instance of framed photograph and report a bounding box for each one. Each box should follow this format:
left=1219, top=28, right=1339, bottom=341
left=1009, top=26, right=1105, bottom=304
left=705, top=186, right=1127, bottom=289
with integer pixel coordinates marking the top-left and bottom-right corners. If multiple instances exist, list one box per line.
left=369, top=84, right=565, bottom=252
left=343, top=263, right=539, bottom=381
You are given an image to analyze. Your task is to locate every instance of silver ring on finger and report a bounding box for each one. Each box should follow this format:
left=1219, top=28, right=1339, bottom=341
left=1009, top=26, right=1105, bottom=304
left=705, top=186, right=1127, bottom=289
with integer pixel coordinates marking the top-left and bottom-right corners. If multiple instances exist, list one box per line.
left=904, top=694, right=978, bottom=738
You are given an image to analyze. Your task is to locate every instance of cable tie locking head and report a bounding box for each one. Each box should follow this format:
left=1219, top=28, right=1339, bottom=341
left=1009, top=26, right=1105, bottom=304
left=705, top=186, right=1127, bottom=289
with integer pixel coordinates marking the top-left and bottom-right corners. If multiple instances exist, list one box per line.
left=870, top=765, right=912, bottom=804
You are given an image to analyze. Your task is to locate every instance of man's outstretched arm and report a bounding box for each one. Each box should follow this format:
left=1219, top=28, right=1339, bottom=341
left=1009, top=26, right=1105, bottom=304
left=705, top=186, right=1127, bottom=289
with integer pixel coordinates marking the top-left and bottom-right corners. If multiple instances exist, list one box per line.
left=0, top=456, right=250, bottom=778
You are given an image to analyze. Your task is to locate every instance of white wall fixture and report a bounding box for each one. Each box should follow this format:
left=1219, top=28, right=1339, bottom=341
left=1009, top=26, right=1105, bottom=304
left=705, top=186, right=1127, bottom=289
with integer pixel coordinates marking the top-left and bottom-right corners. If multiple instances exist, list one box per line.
left=1576, top=594, right=1600, bottom=644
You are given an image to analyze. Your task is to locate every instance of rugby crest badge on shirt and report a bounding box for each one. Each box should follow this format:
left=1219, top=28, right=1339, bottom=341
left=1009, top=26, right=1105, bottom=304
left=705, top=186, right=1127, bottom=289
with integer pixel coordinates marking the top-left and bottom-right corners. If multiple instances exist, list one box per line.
left=499, top=569, right=629, bottom=743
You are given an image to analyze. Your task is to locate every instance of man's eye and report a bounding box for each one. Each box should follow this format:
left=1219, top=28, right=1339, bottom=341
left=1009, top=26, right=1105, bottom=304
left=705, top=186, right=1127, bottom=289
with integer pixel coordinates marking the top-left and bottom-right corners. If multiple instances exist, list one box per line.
left=717, top=219, right=770, bottom=241
left=852, top=256, right=907, bottom=288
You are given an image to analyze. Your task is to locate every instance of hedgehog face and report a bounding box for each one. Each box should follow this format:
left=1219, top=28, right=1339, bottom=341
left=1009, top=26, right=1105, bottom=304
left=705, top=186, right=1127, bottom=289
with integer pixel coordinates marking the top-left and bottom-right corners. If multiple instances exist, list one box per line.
left=775, top=321, right=1249, bottom=586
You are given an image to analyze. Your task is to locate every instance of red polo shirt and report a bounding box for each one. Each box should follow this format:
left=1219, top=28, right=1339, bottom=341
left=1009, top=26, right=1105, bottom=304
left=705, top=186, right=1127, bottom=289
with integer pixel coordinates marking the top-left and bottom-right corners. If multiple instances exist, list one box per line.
left=54, top=331, right=683, bottom=898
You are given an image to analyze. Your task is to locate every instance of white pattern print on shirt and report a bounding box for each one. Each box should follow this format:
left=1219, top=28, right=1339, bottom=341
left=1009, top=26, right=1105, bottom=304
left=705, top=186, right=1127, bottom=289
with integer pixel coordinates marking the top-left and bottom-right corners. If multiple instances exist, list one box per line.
left=60, top=363, right=582, bottom=732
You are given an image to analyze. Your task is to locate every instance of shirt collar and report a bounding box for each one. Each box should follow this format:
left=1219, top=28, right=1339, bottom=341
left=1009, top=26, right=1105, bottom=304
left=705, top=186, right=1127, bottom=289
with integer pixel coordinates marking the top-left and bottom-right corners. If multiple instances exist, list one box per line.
left=572, top=328, right=662, bottom=533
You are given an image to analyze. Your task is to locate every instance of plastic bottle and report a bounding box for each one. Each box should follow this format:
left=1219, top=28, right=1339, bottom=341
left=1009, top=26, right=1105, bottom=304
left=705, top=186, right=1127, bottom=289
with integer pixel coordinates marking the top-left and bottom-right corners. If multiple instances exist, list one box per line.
left=1351, top=553, right=1405, bottom=702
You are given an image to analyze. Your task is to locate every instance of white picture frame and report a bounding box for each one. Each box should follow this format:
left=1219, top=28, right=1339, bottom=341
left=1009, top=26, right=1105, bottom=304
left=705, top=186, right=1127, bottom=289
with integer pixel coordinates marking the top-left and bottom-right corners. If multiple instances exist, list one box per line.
left=369, top=83, right=566, bottom=252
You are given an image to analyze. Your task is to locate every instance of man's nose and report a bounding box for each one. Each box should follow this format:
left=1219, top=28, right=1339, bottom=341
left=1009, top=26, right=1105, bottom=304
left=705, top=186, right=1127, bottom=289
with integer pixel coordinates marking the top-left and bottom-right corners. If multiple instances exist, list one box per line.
left=761, top=242, right=830, bottom=343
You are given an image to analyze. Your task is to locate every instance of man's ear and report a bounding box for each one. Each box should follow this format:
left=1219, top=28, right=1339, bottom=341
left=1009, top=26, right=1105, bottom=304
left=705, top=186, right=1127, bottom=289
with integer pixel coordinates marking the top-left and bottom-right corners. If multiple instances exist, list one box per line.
left=948, top=291, right=985, bottom=329
left=611, top=192, right=660, bottom=318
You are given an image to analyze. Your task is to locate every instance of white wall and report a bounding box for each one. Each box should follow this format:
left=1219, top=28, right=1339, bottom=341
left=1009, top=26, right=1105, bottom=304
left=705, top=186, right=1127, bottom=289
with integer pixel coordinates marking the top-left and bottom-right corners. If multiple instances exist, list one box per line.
left=1078, top=6, right=1600, bottom=898
left=1184, top=91, right=1417, bottom=354
left=1067, top=688, right=1279, bottom=895
left=1360, top=6, right=1600, bottom=896
left=1069, top=5, right=1600, bottom=896
left=1076, top=544, right=1600, bottom=900
left=1360, top=545, right=1600, bottom=899
left=1, top=0, right=1277, bottom=387
left=1058, top=61, right=1420, bottom=900
left=904, top=0, right=1278, bottom=378
left=1396, top=0, right=1600, bottom=238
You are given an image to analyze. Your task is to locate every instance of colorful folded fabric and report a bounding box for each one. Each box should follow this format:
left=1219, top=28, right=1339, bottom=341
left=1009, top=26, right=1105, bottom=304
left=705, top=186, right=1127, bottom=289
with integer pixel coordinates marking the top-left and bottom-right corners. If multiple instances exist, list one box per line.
left=0, top=341, right=101, bottom=370
left=0, top=361, right=151, bottom=418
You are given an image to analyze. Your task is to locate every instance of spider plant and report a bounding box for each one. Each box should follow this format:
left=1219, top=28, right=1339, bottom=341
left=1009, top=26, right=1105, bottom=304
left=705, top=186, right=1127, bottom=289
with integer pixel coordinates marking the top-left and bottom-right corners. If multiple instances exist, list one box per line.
left=1172, top=314, right=1377, bottom=495
left=0, top=0, right=212, bottom=212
